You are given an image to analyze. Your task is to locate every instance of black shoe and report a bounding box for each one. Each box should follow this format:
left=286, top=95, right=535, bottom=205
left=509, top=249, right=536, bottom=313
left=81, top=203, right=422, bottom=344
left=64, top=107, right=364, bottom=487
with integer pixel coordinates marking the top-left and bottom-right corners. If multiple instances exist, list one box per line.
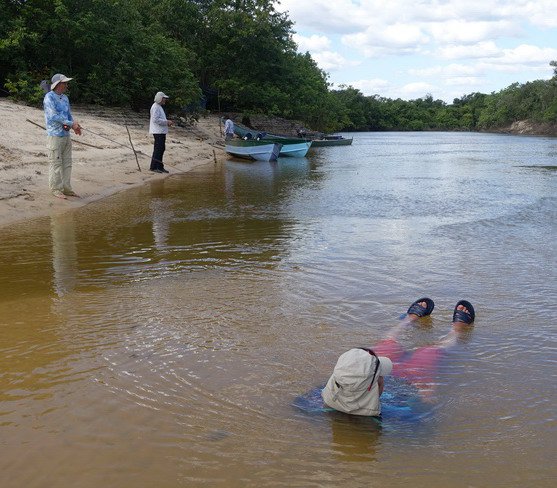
left=152, top=169, right=163, bottom=173
left=161, top=168, right=169, bottom=173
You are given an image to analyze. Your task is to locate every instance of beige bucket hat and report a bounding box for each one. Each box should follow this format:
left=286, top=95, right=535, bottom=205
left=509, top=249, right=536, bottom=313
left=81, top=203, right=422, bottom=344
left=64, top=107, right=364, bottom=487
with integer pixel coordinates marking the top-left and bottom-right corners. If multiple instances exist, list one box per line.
left=321, top=348, right=393, bottom=416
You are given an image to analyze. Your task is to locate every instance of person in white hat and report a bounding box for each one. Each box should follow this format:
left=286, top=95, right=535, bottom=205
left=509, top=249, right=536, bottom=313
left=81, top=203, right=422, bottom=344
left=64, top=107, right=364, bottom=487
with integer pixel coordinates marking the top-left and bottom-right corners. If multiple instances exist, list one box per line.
left=322, top=298, right=476, bottom=414
left=322, top=348, right=393, bottom=417
left=43, top=73, right=82, bottom=199
left=222, top=115, right=235, bottom=140
left=149, top=91, right=174, bottom=173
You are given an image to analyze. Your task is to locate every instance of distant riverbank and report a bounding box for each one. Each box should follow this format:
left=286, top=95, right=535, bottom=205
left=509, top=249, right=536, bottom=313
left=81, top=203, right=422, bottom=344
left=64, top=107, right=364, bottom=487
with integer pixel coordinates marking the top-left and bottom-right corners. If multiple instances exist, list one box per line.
left=242, top=113, right=557, bottom=138
left=499, top=120, right=557, bottom=136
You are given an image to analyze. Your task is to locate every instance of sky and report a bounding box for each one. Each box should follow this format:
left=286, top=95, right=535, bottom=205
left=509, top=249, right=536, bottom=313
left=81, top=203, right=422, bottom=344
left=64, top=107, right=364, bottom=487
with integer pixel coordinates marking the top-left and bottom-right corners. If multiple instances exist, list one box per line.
left=275, top=0, right=557, bottom=103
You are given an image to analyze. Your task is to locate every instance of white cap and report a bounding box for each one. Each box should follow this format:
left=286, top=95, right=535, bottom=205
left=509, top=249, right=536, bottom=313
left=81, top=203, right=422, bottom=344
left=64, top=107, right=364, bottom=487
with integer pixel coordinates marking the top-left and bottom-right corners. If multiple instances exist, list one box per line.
left=154, top=92, right=170, bottom=103
left=51, top=73, right=73, bottom=89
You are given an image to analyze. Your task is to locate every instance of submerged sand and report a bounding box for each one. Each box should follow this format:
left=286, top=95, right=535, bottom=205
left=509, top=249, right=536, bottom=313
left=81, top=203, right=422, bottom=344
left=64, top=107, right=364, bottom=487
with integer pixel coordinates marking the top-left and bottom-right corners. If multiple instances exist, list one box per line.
left=0, top=99, right=226, bottom=228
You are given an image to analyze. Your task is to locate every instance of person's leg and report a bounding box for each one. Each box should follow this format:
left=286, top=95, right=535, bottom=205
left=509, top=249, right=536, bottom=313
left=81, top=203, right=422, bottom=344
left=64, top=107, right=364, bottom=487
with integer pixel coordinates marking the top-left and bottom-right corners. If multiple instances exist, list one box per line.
left=61, top=137, right=74, bottom=195
left=151, top=134, right=165, bottom=171
left=373, top=298, right=434, bottom=363
left=373, top=315, right=416, bottom=362
left=435, top=301, right=475, bottom=349
left=47, top=136, right=66, bottom=199
left=398, top=301, right=475, bottom=399
left=158, top=134, right=166, bottom=171
left=150, top=135, right=158, bottom=171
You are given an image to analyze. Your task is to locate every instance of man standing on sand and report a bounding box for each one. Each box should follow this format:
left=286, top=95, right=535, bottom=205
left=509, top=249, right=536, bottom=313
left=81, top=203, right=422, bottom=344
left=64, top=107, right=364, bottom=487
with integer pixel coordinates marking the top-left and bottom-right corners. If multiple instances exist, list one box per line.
left=223, top=115, right=234, bottom=140
left=43, top=73, right=82, bottom=199
left=149, top=91, right=174, bottom=173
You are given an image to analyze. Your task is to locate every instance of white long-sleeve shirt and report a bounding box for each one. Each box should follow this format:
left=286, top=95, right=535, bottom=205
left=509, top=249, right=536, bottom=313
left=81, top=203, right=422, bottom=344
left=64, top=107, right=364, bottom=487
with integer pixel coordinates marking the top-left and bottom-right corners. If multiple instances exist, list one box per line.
left=149, top=102, right=169, bottom=134
left=224, top=118, right=234, bottom=135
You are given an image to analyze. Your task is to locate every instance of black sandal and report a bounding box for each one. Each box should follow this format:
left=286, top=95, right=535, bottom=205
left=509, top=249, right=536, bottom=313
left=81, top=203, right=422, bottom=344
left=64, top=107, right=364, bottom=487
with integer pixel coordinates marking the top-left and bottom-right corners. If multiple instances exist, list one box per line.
left=406, top=297, right=435, bottom=317
left=453, top=300, right=475, bottom=324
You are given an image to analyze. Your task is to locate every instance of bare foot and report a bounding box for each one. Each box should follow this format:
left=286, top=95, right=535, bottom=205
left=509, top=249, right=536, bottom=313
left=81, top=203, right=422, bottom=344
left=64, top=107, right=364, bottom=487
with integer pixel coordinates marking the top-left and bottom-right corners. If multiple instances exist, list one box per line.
left=407, top=301, right=428, bottom=320
left=52, top=191, right=67, bottom=200
left=452, top=300, right=475, bottom=325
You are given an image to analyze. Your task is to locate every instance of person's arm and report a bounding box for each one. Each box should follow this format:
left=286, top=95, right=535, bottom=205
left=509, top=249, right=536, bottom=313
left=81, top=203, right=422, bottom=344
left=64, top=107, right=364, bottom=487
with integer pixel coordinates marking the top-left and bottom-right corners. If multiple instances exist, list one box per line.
left=67, top=105, right=82, bottom=135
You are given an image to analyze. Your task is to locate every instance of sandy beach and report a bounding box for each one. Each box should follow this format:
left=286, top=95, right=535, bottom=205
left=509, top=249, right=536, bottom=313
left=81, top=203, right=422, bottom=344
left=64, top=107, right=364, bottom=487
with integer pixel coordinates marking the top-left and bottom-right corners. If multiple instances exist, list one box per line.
left=0, top=98, right=226, bottom=228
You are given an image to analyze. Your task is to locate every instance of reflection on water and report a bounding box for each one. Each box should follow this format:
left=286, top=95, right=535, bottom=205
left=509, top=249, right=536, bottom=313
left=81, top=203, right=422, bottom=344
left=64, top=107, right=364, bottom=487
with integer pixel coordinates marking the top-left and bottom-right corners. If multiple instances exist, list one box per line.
left=0, top=132, right=556, bottom=487
left=52, top=213, right=78, bottom=296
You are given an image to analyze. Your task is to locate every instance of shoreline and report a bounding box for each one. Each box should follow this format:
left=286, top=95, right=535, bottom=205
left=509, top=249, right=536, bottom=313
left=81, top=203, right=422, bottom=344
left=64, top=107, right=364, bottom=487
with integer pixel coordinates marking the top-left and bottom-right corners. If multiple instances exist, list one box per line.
left=0, top=99, right=227, bottom=229
left=2, top=98, right=554, bottom=230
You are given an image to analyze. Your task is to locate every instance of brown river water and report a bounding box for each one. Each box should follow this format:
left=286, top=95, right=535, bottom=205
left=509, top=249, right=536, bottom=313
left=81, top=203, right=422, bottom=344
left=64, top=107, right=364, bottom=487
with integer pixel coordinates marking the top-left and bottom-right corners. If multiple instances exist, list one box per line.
left=0, top=132, right=555, bottom=487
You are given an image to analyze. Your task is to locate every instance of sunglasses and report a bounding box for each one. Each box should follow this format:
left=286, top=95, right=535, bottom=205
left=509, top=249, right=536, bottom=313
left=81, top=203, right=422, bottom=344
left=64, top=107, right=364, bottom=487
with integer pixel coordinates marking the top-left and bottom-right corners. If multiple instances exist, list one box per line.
left=359, top=348, right=380, bottom=391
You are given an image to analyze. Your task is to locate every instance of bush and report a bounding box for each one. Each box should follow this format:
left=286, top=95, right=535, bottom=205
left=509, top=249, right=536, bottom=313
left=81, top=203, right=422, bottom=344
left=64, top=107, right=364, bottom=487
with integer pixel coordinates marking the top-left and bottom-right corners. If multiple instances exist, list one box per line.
left=5, top=72, right=46, bottom=106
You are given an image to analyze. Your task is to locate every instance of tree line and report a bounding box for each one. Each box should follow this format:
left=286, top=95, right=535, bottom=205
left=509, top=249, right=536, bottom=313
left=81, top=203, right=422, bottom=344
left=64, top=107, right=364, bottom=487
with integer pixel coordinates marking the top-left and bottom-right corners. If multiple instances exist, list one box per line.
left=331, top=69, right=557, bottom=132
left=1, top=0, right=556, bottom=132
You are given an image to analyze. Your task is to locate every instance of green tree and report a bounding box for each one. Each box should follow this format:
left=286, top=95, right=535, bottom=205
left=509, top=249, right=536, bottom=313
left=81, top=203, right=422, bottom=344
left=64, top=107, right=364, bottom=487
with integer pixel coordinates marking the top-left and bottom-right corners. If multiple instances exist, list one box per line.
left=1, top=0, right=199, bottom=107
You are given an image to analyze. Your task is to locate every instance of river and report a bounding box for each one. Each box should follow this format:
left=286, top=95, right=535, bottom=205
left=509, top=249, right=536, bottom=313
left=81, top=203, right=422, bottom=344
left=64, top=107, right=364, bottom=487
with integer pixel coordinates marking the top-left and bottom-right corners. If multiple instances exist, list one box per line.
left=0, top=131, right=555, bottom=487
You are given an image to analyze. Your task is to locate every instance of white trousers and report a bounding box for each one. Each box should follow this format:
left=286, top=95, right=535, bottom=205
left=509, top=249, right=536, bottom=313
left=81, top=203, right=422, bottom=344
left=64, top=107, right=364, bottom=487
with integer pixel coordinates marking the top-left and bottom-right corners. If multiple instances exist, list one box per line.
left=47, top=135, right=73, bottom=193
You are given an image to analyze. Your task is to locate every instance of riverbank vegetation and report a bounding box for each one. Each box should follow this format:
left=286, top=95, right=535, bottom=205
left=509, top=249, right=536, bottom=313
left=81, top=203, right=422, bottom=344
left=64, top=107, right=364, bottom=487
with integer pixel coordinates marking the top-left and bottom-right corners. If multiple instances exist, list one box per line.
left=1, top=0, right=556, bottom=134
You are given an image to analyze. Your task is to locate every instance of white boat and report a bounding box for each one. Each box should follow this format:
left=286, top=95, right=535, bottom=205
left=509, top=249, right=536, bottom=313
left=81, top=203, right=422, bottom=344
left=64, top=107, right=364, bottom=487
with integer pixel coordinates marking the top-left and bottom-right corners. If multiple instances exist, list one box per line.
left=225, top=140, right=282, bottom=162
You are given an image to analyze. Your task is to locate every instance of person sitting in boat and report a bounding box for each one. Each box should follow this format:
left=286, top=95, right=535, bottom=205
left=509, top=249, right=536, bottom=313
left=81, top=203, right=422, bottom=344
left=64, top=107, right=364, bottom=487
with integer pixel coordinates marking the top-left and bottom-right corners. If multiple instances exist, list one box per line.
left=322, top=298, right=475, bottom=416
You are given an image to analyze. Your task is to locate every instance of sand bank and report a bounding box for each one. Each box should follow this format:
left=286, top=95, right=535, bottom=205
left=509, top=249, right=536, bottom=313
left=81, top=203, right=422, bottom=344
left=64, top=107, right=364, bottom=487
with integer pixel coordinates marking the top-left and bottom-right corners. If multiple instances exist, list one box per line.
left=0, top=99, right=227, bottom=228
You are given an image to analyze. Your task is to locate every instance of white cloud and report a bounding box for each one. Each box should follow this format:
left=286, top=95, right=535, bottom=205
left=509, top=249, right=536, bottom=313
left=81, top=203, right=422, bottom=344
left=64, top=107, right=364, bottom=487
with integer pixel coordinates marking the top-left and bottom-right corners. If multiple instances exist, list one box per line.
left=494, top=44, right=557, bottom=66
left=409, top=63, right=483, bottom=78
left=400, top=82, right=436, bottom=98
left=277, top=1, right=557, bottom=101
left=427, top=19, right=517, bottom=44
left=346, top=78, right=391, bottom=96
left=277, top=0, right=368, bottom=33
left=444, top=76, right=484, bottom=86
left=293, top=33, right=331, bottom=52
left=436, top=41, right=501, bottom=60
left=342, top=23, right=429, bottom=57
left=506, top=0, right=557, bottom=28
left=277, top=1, right=553, bottom=33
left=312, top=51, right=360, bottom=71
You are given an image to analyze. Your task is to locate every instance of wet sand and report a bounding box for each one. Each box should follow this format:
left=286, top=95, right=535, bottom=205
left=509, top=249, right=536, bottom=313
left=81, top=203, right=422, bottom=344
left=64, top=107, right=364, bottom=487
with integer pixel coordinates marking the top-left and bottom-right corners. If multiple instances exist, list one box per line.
left=0, top=99, right=227, bottom=228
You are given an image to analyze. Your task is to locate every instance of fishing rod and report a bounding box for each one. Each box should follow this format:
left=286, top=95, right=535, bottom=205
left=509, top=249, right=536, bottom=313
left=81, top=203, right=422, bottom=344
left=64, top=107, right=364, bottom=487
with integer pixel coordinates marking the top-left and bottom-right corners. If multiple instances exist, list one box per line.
left=25, top=118, right=103, bottom=149
left=81, top=126, right=135, bottom=151
left=82, top=126, right=195, bottom=172
left=26, top=119, right=220, bottom=172
left=81, top=125, right=142, bottom=171
left=84, top=124, right=222, bottom=165
left=27, top=118, right=157, bottom=171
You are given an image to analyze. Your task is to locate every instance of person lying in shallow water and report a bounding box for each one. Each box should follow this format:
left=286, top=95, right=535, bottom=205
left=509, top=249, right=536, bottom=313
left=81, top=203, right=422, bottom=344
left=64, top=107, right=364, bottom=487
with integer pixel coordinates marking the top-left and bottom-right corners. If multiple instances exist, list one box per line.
left=321, top=298, right=475, bottom=417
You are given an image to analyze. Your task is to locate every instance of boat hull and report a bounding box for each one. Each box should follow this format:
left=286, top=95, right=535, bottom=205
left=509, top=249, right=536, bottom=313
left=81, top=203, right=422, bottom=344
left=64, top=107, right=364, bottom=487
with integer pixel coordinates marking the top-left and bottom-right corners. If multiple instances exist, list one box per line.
left=225, top=141, right=282, bottom=162
left=275, top=141, right=312, bottom=157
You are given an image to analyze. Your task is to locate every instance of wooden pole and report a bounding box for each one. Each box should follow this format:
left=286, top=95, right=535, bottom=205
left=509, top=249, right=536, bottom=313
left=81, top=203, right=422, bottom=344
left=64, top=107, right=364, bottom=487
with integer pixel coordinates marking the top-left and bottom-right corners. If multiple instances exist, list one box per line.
left=125, top=123, right=141, bottom=171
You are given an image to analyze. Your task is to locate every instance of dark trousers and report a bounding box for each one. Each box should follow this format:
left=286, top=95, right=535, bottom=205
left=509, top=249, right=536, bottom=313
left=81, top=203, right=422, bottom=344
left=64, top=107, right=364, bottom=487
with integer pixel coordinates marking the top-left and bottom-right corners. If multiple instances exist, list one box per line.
left=150, top=134, right=166, bottom=171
